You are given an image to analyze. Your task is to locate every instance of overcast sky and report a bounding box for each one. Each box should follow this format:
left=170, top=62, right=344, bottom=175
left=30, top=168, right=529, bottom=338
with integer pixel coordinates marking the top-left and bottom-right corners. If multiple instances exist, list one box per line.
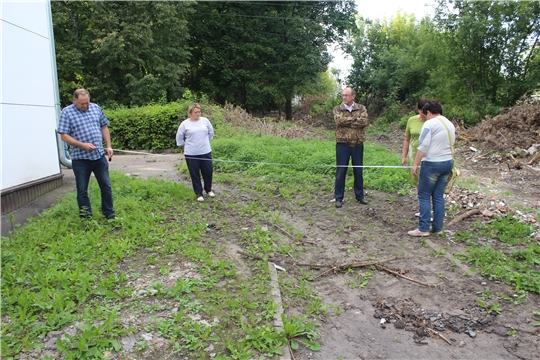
left=331, top=0, right=436, bottom=76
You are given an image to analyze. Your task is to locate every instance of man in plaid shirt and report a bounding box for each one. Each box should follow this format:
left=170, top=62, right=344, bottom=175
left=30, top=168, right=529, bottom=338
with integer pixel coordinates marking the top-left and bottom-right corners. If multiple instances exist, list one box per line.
left=58, top=88, right=116, bottom=219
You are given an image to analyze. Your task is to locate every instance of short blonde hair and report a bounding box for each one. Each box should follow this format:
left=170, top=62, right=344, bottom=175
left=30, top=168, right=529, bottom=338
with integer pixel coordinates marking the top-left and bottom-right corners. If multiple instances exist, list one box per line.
left=187, top=103, right=201, bottom=117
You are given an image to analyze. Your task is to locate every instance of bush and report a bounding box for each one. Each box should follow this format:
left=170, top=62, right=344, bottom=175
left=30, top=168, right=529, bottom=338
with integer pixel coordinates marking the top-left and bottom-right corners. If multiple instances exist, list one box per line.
left=399, top=112, right=416, bottom=129
left=105, top=101, right=226, bottom=151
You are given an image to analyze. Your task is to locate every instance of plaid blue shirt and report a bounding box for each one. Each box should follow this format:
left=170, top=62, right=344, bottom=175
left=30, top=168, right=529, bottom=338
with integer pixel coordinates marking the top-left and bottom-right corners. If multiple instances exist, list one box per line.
left=58, top=103, right=110, bottom=160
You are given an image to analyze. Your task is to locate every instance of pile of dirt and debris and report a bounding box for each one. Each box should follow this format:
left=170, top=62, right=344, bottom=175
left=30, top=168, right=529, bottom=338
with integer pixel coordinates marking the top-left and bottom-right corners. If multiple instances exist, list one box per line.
left=373, top=298, right=495, bottom=345
left=443, top=186, right=540, bottom=241
left=465, top=104, right=540, bottom=155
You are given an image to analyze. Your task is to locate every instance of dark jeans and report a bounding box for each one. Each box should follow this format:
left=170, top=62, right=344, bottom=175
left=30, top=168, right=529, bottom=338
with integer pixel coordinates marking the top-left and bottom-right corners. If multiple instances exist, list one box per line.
left=334, top=143, right=364, bottom=201
left=72, top=155, right=114, bottom=218
left=417, top=160, right=453, bottom=232
left=185, top=152, right=213, bottom=196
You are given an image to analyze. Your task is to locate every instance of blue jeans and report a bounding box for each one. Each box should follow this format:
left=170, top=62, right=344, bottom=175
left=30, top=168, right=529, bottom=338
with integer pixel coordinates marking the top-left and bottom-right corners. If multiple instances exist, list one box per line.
left=72, top=155, right=114, bottom=218
left=185, top=152, right=213, bottom=196
left=417, top=160, right=453, bottom=232
left=334, top=143, right=364, bottom=201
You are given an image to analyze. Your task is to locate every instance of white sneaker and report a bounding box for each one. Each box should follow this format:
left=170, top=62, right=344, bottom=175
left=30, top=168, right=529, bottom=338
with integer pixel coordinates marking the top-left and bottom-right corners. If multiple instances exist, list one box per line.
left=208, top=191, right=215, bottom=198
left=197, top=196, right=204, bottom=202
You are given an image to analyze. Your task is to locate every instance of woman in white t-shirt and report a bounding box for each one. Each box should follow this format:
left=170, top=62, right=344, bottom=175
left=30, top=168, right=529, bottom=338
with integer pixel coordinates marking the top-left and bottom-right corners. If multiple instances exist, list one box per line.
left=176, top=103, right=215, bottom=202
left=408, top=100, right=455, bottom=237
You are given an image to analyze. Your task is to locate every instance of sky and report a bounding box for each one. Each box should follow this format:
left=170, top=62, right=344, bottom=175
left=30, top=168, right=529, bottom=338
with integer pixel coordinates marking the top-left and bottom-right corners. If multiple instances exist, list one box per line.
left=330, top=0, right=436, bottom=76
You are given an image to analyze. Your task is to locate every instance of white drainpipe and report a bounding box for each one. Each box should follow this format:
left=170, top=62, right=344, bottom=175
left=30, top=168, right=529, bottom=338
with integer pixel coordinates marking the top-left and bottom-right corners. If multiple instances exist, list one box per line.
left=47, top=0, right=71, bottom=169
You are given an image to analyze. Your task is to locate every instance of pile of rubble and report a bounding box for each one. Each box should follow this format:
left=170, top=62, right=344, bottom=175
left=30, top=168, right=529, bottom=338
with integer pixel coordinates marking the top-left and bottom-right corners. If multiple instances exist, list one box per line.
left=465, top=104, right=540, bottom=158
left=373, top=297, right=494, bottom=345
left=444, top=186, right=540, bottom=242
left=445, top=186, right=537, bottom=222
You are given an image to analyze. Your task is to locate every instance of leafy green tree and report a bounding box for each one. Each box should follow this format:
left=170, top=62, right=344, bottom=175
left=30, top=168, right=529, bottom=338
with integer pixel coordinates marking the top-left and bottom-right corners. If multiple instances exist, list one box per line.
left=347, top=12, right=438, bottom=114
left=433, top=0, right=540, bottom=118
left=52, top=1, right=192, bottom=107
left=185, top=1, right=356, bottom=119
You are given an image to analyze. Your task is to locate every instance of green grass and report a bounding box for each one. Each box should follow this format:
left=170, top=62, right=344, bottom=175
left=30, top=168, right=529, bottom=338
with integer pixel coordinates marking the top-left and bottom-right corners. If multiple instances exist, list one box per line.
left=3, top=118, right=538, bottom=358
left=454, top=215, right=539, bottom=294
left=211, top=129, right=411, bottom=196
left=1, top=171, right=326, bottom=359
left=455, top=243, right=540, bottom=293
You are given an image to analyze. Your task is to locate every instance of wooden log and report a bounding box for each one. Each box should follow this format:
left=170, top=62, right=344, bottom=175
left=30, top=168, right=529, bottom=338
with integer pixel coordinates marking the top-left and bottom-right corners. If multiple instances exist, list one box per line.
left=447, top=208, right=482, bottom=227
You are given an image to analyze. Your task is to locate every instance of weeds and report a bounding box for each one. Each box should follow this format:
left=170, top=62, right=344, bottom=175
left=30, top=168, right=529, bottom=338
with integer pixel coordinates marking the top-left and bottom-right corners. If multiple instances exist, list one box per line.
left=455, top=243, right=540, bottom=294
left=476, top=300, right=502, bottom=315
left=0, top=172, right=321, bottom=359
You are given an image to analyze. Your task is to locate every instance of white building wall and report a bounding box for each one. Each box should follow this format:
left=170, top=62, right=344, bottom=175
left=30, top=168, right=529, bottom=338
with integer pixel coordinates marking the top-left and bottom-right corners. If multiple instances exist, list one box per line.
left=1, top=0, right=61, bottom=190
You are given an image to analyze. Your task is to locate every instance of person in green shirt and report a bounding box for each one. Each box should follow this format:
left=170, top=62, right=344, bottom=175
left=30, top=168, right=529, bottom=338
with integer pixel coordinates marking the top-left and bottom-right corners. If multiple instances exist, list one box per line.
left=402, top=99, right=429, bottom=186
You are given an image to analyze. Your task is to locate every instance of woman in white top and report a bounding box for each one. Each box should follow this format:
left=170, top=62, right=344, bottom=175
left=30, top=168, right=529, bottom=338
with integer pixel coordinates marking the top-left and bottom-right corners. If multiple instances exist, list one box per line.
left=408, top=100, right=455, bottom=237
left=176, top=103, right=215, bottom=202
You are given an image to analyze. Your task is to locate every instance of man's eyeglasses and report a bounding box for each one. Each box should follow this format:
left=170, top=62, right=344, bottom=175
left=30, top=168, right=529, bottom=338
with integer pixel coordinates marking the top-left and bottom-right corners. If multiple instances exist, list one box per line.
left=342, top=94, right=353, bottom=97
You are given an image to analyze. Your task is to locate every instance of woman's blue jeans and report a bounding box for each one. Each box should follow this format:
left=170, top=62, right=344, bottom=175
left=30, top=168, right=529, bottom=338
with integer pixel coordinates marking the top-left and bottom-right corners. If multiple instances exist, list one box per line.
left=417, top=160, right=453, bottom=232
left=72, top=156, right=114, bottom=218
left=334, top=143, right=364, bottom=201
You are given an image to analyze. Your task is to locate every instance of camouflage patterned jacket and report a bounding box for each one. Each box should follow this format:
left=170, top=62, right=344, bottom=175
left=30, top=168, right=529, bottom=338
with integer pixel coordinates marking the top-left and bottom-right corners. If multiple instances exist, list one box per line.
left=333, top=102, right=369, bottom=146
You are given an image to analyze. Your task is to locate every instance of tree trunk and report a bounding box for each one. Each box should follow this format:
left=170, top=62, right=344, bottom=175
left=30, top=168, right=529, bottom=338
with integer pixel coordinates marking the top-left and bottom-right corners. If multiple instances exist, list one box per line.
left=286, top=98, right=292, bottom=120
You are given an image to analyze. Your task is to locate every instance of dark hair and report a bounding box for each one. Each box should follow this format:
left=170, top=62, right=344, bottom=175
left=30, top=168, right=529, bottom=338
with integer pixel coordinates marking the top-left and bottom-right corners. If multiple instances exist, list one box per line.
left=417, top=99, right=429, bottom=110
left=422, top=100, right=443, bottom=116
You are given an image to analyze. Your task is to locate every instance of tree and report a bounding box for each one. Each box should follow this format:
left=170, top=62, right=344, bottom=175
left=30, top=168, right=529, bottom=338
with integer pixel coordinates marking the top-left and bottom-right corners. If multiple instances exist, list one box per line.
left=52, top=1, right=192, bottom=107
left=185, top=1, right=356, bottom=119
left=347, top=12, right=438, bottom=114
left=433, top=0, right=540, bottom=115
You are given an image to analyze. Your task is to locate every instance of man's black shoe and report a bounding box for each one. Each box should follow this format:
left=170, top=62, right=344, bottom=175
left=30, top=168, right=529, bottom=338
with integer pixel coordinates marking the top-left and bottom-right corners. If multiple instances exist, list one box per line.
left=335, top=200, right=343, bottom=208
left=106, top=214, right=117, bottom=219
left=357, top=199, right=369, bottom=205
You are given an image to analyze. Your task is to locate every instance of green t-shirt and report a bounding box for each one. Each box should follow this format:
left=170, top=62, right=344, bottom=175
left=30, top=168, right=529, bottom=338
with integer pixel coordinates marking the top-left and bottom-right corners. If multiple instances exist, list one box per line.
left=405, top=115, right=425, bottom=161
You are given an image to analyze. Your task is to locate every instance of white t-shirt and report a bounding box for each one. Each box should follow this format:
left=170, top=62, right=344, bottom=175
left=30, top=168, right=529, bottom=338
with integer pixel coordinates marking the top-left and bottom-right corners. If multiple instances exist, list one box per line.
left=175, top=117, right=214, bottom=155
left=417, top=116, right=455, bottom=162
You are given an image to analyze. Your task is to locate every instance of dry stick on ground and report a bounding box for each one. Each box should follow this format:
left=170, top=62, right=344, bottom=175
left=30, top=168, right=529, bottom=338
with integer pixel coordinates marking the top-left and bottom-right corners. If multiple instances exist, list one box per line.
left=274, top=224, right=316, bottom=245
left=425, top=327, right=453, bottom=345
left=447, top=208, right=482, bottom=227
left=311, top=258, right=398, bottom=280
left=288, top=344, right=296, bottom=360
left=237, top=250, right=397, bottom=272
left=374, top=264, right=436, bottom=287
left=527, top=152, right=540, bottom=165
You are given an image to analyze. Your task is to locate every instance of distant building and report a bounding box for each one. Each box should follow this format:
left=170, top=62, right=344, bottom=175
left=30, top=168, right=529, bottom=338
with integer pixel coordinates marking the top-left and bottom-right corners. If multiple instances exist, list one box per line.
left=1, top=0, right=69, bottom=215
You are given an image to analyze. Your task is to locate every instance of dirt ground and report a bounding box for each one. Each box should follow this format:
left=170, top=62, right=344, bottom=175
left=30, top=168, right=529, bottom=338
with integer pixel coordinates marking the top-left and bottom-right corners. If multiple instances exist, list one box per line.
left=103, top=123, right=540, bottom=360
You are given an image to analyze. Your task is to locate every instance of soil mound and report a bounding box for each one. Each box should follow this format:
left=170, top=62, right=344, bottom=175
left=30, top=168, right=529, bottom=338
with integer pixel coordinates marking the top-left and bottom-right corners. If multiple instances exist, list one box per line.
left=466, top=104, right=540, bottom=151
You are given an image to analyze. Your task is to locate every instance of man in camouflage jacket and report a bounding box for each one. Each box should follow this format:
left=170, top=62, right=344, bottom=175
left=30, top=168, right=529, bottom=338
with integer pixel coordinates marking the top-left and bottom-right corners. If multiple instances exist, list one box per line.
left=333, top=87, right=369, bottom=208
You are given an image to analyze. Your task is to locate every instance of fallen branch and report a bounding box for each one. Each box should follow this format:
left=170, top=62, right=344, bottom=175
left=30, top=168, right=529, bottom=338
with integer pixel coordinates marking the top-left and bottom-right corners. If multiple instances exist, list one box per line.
left=497, top=130, right=508, bottom=143
left=447, top=208, right=482, bottom=227
left=426, top=327, right=453, bottom=345
left=375, top=264, right=436, bottom=287
left=311, top=257, right=398, bottom=279
left=237, top=250, right=397, bottom=271
left=274, top=224, right=317, bottom=245
left=526, top=152, right=540, bottom=165
left=274, top=224, right=295, bottom=240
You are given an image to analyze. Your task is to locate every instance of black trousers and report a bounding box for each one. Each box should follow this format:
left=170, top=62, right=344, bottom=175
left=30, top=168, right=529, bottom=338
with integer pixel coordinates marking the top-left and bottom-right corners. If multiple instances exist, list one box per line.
left=185, top=152, right=213, bottom=196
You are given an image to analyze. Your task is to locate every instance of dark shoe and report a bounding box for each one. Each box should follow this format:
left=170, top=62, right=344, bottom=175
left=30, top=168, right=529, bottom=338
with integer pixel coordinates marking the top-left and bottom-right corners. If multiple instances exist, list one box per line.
left=357, top=199, right=369, bottom=205
left=335, top=200, right=343, bottom=208
left=106, top=214, right=117, bottom=219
